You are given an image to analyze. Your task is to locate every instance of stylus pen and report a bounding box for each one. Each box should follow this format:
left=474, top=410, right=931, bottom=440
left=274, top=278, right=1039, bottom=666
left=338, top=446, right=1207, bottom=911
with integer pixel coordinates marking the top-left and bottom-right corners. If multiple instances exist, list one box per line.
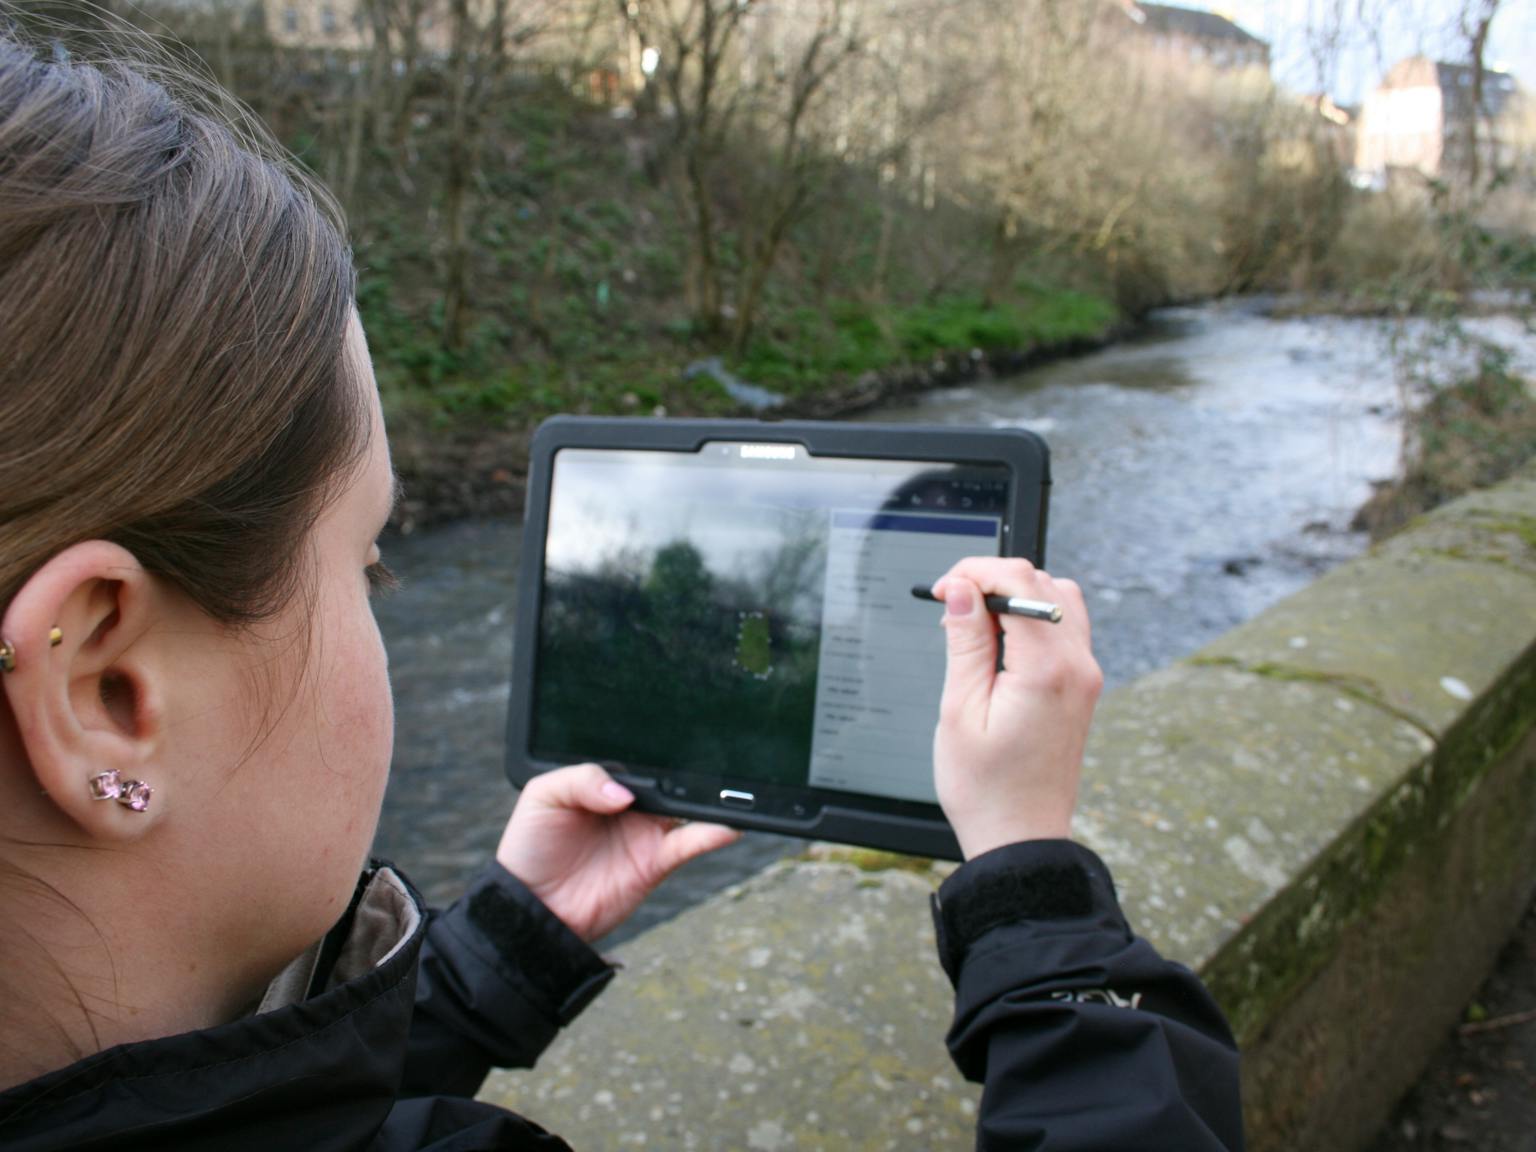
left=911, top=583, right=1063, bottom=623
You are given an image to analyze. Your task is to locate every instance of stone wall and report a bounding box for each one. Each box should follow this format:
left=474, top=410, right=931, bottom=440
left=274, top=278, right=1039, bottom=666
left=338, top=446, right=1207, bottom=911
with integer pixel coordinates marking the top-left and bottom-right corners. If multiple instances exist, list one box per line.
left=479, top=465, right=1536, bottom=1152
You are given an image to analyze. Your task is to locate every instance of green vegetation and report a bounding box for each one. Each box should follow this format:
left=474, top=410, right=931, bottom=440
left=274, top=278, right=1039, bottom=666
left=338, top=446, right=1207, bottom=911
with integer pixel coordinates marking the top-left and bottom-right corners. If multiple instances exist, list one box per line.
left=329, top=79, right=1125, bottom=454
left=799, top=846, right=943, bottom=877
left=23, top=4, right=1530, bottom=526
left=1356, top=338, right=1536, bottom=539
left=736, top=291, right=1118, bottom=393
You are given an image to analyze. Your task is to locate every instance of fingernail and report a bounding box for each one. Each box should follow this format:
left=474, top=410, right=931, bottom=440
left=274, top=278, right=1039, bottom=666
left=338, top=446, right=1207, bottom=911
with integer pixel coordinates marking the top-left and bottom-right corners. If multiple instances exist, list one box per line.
left=946, top=584, right=974, bottom=617
left=601, top=781, right=634, bottom=803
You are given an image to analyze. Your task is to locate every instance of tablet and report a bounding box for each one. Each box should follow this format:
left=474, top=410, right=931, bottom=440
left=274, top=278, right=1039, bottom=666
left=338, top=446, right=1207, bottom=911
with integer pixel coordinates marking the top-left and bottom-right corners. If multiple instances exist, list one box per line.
left=505, top=417, right=1050, bottom=859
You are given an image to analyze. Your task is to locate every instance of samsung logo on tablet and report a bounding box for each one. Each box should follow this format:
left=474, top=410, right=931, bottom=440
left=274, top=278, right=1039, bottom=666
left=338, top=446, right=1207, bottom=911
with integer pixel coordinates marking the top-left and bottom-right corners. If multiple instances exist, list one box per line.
left=740, top=444, right=798, bottom=461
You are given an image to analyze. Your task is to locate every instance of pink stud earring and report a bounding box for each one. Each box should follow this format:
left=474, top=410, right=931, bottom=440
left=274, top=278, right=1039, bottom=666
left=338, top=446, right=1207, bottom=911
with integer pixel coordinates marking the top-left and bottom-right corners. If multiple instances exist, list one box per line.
left=88, top=770, right=153, bottom=812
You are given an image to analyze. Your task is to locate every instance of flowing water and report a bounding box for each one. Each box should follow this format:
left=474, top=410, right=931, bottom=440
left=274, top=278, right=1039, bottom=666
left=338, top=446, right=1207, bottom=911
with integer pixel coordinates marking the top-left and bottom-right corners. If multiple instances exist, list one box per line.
left=371, top=301, right=1513, bottom=942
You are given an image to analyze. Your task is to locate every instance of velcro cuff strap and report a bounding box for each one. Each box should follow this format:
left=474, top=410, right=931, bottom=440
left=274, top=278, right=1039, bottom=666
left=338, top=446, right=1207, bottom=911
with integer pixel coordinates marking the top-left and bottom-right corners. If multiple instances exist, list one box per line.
left=932, top=842, right=1103, bottom=981
left=467, top=875, right=615, bottom=1025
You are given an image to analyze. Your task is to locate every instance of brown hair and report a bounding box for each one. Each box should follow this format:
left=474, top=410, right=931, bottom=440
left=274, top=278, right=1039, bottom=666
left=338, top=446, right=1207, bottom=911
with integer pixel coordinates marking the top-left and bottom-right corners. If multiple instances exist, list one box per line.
left=0, top=28, right=361, bottom=626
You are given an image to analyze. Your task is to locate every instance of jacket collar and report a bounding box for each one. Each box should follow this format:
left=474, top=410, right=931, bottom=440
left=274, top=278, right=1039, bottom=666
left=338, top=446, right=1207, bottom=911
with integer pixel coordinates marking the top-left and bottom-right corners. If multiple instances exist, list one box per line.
left=0, top=864, right=425, bottom=1151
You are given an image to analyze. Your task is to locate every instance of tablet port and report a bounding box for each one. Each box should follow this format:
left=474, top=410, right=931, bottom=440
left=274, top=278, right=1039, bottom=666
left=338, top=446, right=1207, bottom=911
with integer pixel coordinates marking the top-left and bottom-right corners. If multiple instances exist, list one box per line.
left=719, top=789, right=756, bottom=810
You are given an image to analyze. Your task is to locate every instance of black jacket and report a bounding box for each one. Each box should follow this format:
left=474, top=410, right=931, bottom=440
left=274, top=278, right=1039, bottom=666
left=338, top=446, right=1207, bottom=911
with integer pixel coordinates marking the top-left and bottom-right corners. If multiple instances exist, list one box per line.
left=932, top=840, right=1244, bottom=1150
left=0, top=841, right=1243, bottom=1150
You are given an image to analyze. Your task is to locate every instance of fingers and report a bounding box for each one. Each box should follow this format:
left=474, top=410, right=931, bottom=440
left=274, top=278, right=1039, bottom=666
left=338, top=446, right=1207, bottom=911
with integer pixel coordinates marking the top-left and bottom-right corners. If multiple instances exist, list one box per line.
left=936, top=557, right=1098, bottom=693
left=939, top=557, right=1091, bottom=639
left=940, top=556, right=1053, bottom=605
left=520, top=766, right=740, bottom=878
left=521, top=762, right=636, bottom=815
left=657, top=821, right=741, bottom=874
left=1049, top=576, right=1091, bottom=642
left=933, top=574, right=998, bottom=731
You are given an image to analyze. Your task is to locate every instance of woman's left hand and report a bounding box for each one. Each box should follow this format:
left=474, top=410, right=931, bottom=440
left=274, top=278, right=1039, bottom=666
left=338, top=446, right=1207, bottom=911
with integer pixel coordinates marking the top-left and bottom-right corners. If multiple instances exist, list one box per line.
left=495, top=762, right=741, bottom=943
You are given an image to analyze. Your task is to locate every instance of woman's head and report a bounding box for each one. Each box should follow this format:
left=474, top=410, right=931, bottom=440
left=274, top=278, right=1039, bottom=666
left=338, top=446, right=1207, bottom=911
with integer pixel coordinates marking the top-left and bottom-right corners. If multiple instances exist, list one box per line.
left=0, top=29, right=397, bottom=1074
left=0, top=33, right=361, bottom=620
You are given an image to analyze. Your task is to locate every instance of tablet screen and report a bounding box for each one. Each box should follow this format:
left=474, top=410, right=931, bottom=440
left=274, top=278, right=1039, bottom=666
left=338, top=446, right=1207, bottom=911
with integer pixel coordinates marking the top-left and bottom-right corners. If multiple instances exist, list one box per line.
left=530, top=444, right=1010, bottom=809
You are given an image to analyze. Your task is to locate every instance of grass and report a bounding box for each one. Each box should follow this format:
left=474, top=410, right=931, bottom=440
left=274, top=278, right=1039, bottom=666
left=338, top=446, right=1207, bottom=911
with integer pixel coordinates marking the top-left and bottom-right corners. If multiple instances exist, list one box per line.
left=371, top=286, right=1122, bottom=433
left=734, top=290, right=1119, bottom=396
left=342, top=77, right=1121, bottom=442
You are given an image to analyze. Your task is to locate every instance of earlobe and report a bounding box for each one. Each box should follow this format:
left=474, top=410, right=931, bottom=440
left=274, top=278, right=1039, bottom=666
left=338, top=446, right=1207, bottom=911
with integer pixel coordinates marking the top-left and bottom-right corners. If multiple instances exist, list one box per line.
left=1, top=542, right=168, bottom=840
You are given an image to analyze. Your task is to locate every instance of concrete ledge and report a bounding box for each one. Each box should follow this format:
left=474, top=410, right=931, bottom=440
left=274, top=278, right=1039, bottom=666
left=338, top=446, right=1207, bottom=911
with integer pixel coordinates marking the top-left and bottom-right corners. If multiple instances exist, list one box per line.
left=480, top=467, right=1536, bottom=1151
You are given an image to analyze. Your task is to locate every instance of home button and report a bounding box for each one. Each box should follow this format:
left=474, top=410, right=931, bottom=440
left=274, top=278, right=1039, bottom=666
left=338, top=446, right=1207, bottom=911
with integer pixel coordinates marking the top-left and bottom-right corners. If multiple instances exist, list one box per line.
left=719, top=789, right=756, bottom=810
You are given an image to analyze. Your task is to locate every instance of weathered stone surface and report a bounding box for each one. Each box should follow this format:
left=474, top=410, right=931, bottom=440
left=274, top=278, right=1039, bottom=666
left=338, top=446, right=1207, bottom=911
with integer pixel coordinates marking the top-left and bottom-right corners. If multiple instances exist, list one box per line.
left=1073, top=663, right=1435, bottom=970
left=1240, top=722, right=1536, bottom=1151
left=482, top=862, right=976, bottom=1151
left=1379, top=468, right=1536, bottom=583
left=1195, top=466, right=1536, bottom=739
left=478, top=469, right=1536, bottom=1152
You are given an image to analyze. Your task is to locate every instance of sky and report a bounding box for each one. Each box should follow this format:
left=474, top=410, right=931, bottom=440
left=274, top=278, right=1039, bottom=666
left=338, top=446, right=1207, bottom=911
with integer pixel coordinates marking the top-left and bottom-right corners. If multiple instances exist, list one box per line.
left=1185, top=0, right=1536, bottom=104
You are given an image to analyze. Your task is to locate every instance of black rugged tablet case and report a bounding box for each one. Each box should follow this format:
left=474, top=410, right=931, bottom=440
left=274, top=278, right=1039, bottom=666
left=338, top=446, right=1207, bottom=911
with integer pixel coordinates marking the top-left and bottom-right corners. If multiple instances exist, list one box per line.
left=504, top=416, right=1050, bottom=860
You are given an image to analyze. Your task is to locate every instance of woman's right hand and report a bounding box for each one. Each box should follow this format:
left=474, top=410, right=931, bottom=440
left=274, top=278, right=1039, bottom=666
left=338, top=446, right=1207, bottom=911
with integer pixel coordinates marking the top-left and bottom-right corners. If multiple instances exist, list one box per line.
left=931, top=557, right=1103, bottom=860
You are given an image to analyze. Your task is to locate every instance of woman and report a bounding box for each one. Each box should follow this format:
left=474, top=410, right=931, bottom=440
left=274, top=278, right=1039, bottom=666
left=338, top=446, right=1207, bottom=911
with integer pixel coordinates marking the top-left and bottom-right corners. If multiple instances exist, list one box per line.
left=0, top=30, right=1243, bottom=1151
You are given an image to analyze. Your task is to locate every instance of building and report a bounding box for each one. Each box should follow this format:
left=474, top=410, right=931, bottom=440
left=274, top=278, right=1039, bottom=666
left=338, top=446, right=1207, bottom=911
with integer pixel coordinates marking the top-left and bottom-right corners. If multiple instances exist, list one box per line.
left=260, top=0, right=371, bottom=52
left=1123, top=2, right=1269, bottom=74
left=1354, top=56, right=1521, bottom=186
left=1267, top=93, right=1355, bottom=172
left=248, top=1, right=628, bottom=87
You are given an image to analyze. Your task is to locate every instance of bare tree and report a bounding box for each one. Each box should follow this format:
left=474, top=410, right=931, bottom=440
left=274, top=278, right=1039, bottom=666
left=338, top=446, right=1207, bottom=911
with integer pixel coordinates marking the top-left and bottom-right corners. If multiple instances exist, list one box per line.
left=385, top=0, right=434, bottom=154
left=731, top=0, right=858, bottom=351
left=622, top=0, right=756, bottom=335
left=441, top=0, right=551, bottom=352
left=955, top=0, right=1103, bottom=307
left=1457, top=0, right=1501, bottom=195
left=523, top=2, right=618, bottom=351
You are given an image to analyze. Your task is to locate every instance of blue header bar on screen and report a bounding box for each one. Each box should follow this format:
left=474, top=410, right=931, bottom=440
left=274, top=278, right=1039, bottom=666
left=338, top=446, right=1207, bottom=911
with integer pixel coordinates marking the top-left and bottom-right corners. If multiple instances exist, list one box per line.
left=831, top=512, right=999, bottom=537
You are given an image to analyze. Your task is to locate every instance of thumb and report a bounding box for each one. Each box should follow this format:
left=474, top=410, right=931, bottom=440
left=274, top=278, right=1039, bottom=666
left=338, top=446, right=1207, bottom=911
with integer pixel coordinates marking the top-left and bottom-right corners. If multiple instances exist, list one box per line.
left=657, top=822, right=741, bottom=875
left=938, top=576, right=996, bottom=727
left=523, top=762, right=635, bottom=815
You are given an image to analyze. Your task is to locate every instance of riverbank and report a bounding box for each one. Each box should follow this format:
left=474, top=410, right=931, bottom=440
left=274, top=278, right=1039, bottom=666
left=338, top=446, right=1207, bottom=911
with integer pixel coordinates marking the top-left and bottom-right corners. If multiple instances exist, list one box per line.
left=1268, top=288, right=1535, bottom=321
left=1347, top=311, right=1536, bottom=541
left=385, top=309, right=1128, bottom=533
left=340, top=75, right=1134, bottom=534
left=384, top=292, right=1532, bottom=536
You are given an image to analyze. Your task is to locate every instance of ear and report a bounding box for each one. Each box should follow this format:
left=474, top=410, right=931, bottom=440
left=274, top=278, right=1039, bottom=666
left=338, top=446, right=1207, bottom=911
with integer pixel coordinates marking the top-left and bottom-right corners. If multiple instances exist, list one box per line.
left=1, top=541, right=169, bottom=840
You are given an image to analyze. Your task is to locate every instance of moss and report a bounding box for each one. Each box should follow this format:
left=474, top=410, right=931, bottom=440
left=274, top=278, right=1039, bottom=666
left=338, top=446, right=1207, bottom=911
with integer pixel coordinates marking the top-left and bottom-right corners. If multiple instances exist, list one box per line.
left=1468, top=511, right=1536, bottom=551
left=1186, top=655, right=1435, bottom=741
left=1244, top=661, right=1381, bottom=696
left=1159, top=726, right=1197, bottom=753
left=1423, top=545, right=1473, bottom=561
left=801, top=846, right=941, bottom=877
left=1202, top=645, right=1536, bottom=1046
left=1415, top=545, right=1523, bottom=572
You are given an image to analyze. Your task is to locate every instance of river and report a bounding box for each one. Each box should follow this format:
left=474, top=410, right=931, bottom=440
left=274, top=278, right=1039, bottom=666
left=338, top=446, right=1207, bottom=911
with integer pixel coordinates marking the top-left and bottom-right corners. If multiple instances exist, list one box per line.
left=369, top=301, right=1447, bottom=941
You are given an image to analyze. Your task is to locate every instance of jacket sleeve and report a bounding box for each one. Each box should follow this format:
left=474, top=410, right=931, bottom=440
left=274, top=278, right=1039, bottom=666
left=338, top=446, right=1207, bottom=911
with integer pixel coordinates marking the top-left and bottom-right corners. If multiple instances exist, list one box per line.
left=932, top=840, right=1245, bottom=1151
left=399, top=861, right=617, bottom=1098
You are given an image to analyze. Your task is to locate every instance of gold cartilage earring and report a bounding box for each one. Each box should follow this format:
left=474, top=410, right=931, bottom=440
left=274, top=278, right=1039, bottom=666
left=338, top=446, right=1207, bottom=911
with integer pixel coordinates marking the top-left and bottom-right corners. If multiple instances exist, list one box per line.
left=0, top=640, right=15, bottom=672
left=48, top=627, right=62, bottom=648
